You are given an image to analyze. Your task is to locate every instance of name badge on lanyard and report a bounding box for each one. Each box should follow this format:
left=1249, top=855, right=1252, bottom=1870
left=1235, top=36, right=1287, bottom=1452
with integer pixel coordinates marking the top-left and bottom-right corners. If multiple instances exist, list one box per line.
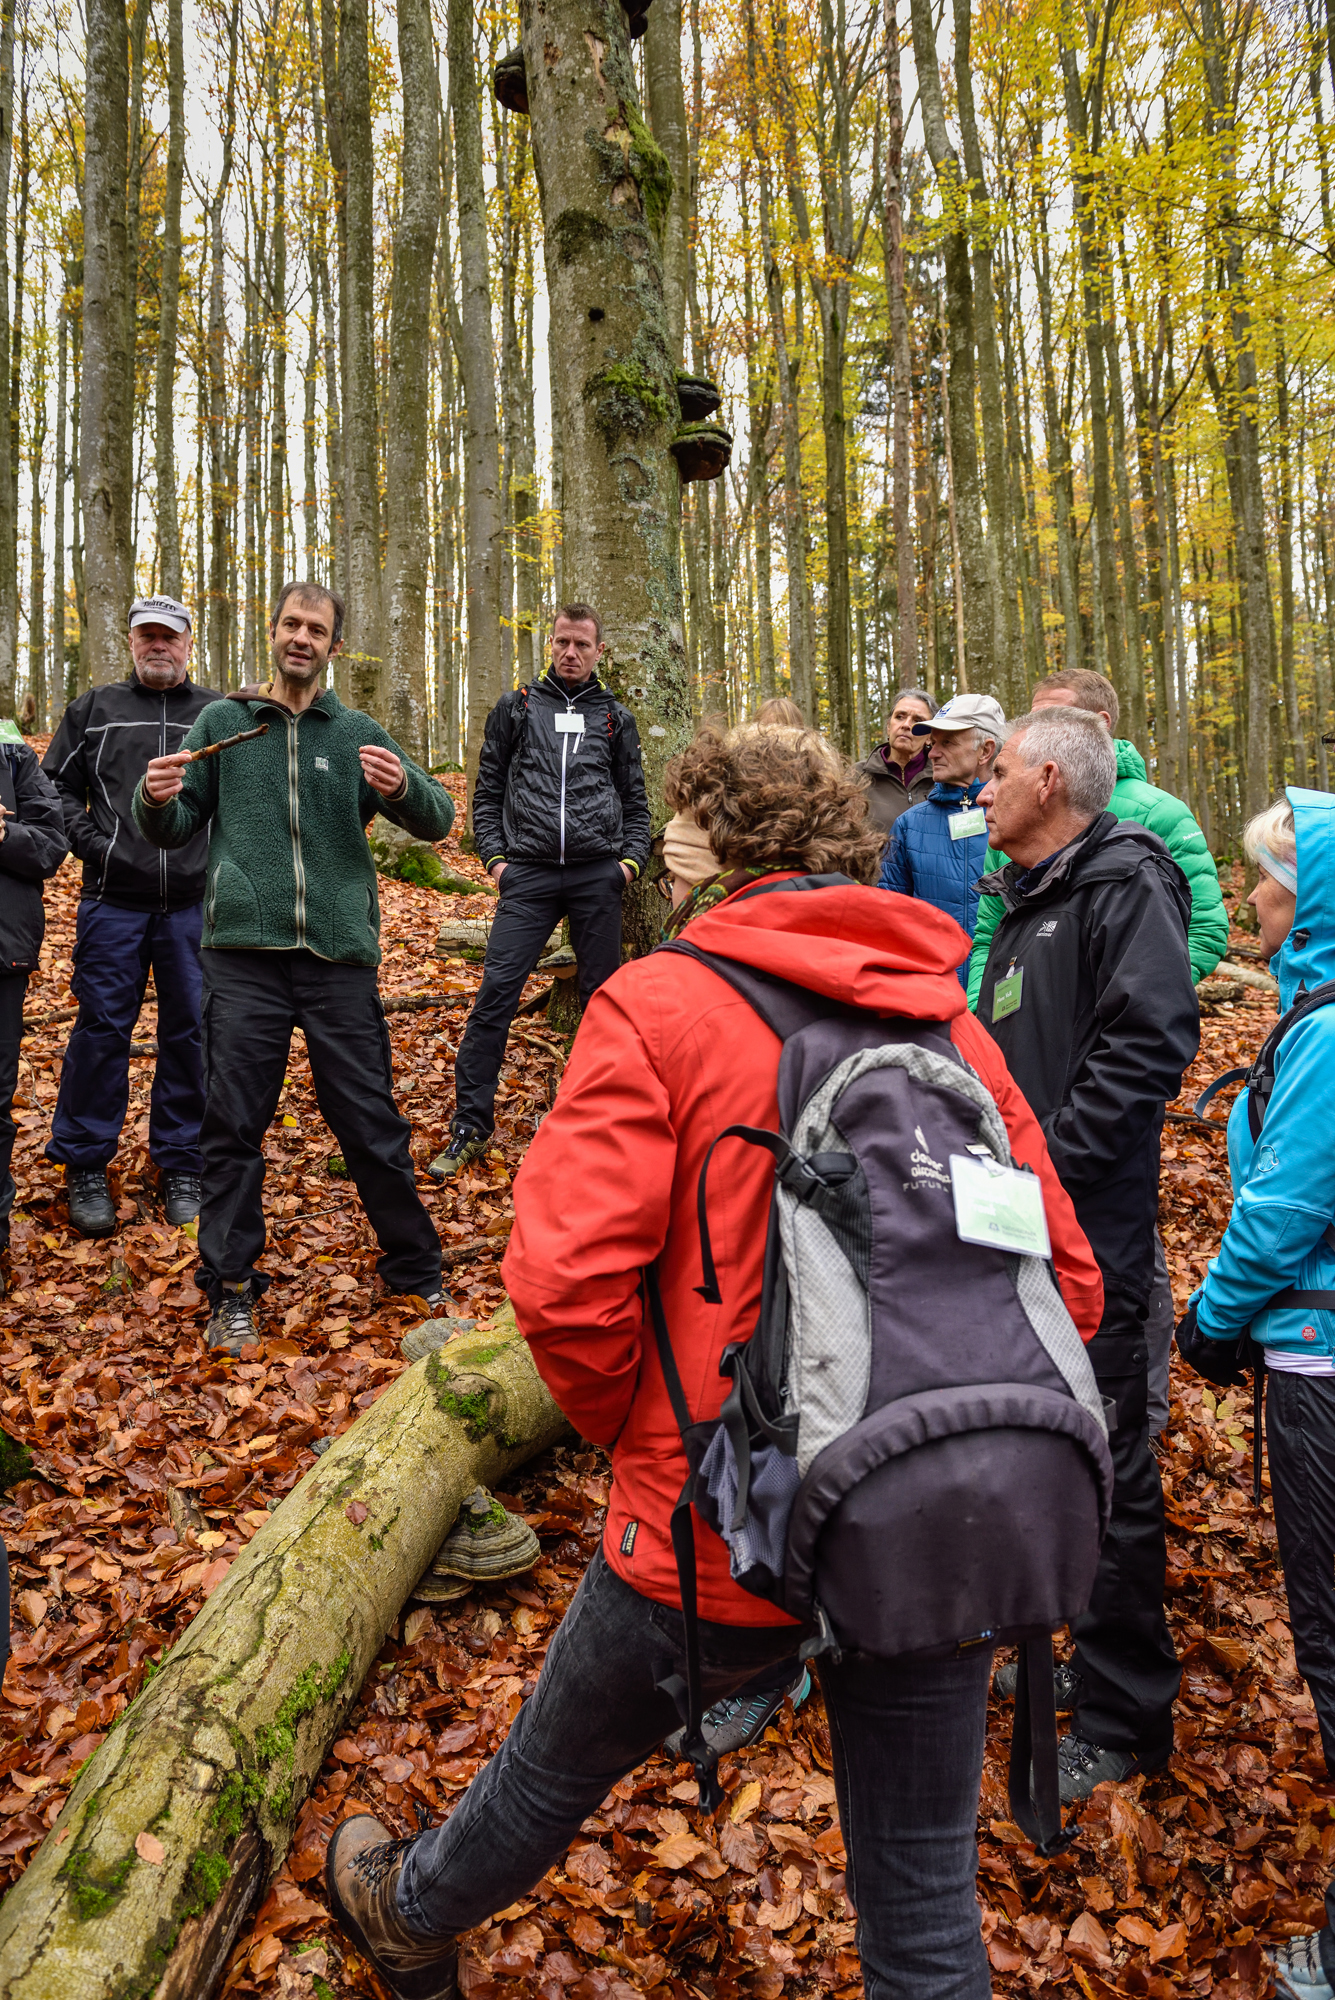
left=950, top=1151, right=1051, bottom=1258
left=950, top=807, right=986, bottom=840
left=555, top=713, right=585, bottom=735
left=991, top=967, right=1023, bottom=1022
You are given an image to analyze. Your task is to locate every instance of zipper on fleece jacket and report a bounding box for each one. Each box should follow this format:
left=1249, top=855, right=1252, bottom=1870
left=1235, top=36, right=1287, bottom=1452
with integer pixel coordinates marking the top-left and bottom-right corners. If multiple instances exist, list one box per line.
left=158, top=694, right=169, bottom=911
left=285, top=714, right=308, bottom=944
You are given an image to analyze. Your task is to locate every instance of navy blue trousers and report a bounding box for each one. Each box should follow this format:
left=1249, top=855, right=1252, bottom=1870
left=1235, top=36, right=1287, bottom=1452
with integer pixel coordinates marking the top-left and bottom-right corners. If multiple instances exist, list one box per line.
left=47, top=899, right=205, bottom=1174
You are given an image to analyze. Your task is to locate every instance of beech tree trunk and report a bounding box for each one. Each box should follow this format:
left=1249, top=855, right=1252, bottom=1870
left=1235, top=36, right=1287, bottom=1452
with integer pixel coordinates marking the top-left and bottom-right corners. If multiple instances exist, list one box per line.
left=448, top=0, right=505, bottom=798
left=153, top=0, right=184, bottom=598
left=80, top=0, right=133, bottom=691
left=519, top=0, right=691, bottom=845
left=883, top=0, right=917, bottom=689
left=384, top=0, right=440, bottom=765
left=0, top=1313, right=567, bottom=2000
left=339, top=0, right=385, bottom=715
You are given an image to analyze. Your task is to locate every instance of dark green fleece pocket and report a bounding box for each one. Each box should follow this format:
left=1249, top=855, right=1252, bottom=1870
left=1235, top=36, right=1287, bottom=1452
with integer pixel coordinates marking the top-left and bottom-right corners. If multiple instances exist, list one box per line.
left=205, top=860, right=263, bottom=944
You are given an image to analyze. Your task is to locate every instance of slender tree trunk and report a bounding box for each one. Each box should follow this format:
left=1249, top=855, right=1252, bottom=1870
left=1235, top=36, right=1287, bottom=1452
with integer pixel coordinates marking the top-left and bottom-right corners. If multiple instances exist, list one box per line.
left=448, top=0, right=504, bottom=800
left=207, top=3, right=239, bottom=685
left=338, top=0, right=384, bottom=712
left=268, top=14, right=289, bottom=614
left=383, top=0, right=440, bottom=764
left=9, top=45, right=27, bottom=562
left=154, top=0, right=185, bottom=595
left=52, top=284, right=68, bottom=718
left=645, top=0, right=689, bottom=359
left=27, top=282, right=45, bottom=728
left=951, top=0, right=1018, bottom=707
left=81, top=0, right=134, bottom=690
left=908, top=0, right=988, bottom=690
left=71, top=295, right=87, bottom=692
left=741, top=171, right=776, bottom=700
left=884, top=0, right=917, bottom=685
left=0, top=0, right=17, bottom=713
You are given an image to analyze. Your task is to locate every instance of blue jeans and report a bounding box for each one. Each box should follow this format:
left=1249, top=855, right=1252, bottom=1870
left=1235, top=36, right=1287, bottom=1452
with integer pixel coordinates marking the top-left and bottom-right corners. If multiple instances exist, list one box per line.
left=398, top=1547, right=993, bottom=2000
left=47, top=899, right=205, bottom=1173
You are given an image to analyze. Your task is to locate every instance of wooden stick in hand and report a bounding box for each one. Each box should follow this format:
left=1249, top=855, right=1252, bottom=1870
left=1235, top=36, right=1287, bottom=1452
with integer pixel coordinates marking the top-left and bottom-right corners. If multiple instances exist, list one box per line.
left=184, top=723, right=270, bottom=761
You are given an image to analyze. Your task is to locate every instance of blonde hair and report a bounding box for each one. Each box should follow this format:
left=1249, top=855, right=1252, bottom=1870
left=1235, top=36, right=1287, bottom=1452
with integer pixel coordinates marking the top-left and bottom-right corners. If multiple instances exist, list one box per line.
left=1243, top=798, right=1296, bottom=872
left=753, top=696, right=806, bottom=728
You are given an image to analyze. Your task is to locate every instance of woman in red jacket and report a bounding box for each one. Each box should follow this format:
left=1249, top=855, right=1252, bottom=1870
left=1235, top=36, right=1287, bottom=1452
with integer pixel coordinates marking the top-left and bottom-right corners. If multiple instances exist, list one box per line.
left=328, top=723, right=1104, bottom=2000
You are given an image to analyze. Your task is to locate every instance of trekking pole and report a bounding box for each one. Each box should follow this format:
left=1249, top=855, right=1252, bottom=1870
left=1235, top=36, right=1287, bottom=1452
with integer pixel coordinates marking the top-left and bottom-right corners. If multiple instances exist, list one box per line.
left=184, top=723, right=269, bottom=761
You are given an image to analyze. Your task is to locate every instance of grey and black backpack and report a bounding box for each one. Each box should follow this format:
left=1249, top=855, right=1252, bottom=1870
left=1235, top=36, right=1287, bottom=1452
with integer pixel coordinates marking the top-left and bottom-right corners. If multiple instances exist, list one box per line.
left=649, top=918, right=1114, bottom=1853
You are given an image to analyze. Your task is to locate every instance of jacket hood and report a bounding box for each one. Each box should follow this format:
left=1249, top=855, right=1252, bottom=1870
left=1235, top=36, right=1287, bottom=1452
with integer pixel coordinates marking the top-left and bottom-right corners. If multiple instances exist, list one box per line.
left=1114, top=738, right=1146, bottom=781
left=679, top=874, right=969, bottom=1020
left=928, top=778, right=984, bottom=807
left=1271, top=786, right=1335, bottom=1007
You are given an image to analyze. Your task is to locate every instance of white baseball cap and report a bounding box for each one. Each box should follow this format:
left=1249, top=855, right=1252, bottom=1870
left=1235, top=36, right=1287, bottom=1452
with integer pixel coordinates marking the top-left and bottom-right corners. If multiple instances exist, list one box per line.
left=128, top=594, right=192, bottom=634
left=912, top=692, right=1005, bottom=737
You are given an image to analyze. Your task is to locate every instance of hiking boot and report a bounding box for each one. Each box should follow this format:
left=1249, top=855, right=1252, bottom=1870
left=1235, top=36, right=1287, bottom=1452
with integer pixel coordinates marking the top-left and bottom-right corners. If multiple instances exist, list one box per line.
left=206, top=1281, right=258, bottom=1356
left=666, top=1666, right=811, bottom=1761
left=426, top=1128, right=490, bottom=1182
left=67, top=1169, right=117, bottom=1239
left=1273, top=1936, right=1335, bottom=2000
left=162, top=1172, right=202, bottom=1227
left=1056, top=1733, right=1169, bottom=1804
left=326, top=1813, right=458, bottom=2000
left=991, top=1658, right=1082, bottom=1709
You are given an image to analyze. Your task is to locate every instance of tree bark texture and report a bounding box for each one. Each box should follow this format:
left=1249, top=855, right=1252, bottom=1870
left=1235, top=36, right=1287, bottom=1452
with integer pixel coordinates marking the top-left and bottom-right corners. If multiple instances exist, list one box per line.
left=80, top=0, right=134, bottom=690
left=448, top=0, right=505, bottom=799
left=520, top=0, right=691, bottom=837
left=338, top=0, right=384, bottom=714
left=883, top=0, right=917, bottom=689
left=0, top=1312, right=567, bottom=2000
left=384, top=0, right=440, bottom=766
left=644, top=0, right=689, bottom=361
left=908, top=0, right=988, bottom=693
left=153, top=0, right=185, bottom=598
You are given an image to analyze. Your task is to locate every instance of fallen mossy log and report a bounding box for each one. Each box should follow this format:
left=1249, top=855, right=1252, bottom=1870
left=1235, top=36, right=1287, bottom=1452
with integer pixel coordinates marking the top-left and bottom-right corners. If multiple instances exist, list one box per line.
left=0, top=1307, right=568, bottom=2000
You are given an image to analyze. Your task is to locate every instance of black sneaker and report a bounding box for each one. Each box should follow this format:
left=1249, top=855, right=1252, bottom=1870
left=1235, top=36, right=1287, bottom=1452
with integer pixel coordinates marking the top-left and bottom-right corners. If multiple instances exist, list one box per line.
left=1056, top=1733, right=1170, bottom=1804
left=426, top=1129, right=491, bottom=1182
left=992, top=1658, right=1082, bottom=1709
left=665, top=1666, right=811, bottom=1761
left=67, top=1169, right=117, bottom=1239
left=326, top=1814, right=458, bottom=2000
left=206, top=1281, right=257, bottom=1356
left=162, top=1172, right=202, bottom=1226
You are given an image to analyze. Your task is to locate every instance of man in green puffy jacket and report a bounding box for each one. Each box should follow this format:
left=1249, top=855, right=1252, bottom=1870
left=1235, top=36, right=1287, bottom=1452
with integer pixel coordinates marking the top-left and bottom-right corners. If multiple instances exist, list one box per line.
left=968, top=665, right=1225, bottom=1442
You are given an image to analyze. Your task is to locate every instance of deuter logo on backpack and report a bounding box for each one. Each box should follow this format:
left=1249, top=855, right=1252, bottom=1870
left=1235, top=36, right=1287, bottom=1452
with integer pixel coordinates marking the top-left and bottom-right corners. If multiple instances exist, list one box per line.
left=647, top=933, right=1114, bottom=1851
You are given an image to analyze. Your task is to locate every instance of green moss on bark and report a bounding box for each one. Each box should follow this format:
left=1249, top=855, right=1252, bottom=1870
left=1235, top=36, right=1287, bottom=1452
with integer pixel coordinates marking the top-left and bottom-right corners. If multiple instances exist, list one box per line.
left=624, top=101, right=672, bottom=241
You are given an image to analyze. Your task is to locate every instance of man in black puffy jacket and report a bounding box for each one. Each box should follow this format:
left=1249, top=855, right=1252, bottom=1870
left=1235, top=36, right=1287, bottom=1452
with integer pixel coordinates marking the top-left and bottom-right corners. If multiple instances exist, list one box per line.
left=42, top=596, right=216, bottom=1237
left=434, top=603, right=651, bottom=1178
left=0, top=726, right=67, bottom=1274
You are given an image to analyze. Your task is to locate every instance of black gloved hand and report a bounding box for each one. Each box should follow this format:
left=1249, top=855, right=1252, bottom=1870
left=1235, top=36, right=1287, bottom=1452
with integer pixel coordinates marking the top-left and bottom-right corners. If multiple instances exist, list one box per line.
left=1174, top=1297, right=1253, bottom=1388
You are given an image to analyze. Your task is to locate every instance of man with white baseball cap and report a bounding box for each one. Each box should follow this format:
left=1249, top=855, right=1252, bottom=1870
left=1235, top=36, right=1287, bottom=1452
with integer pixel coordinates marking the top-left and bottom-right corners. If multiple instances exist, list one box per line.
left=42, top=595, right=217, bottom=1237
left=878, top=692, right=1006, bottom=982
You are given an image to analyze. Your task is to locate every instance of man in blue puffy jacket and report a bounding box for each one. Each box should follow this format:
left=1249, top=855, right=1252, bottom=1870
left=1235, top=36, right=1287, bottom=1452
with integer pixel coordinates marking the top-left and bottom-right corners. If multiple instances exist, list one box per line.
left=878, top=692, right=1004, bottom=983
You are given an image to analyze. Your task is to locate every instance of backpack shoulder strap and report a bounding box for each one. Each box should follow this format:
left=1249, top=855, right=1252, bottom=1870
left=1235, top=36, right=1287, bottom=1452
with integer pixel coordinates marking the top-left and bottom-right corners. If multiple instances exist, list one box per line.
left=653, top=937, right=857, bottom=1041
left=1241, top=981, right=1335, bottom=1140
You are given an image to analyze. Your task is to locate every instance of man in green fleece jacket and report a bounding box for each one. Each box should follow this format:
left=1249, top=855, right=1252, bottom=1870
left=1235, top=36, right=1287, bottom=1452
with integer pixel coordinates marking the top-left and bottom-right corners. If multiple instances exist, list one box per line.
left=133, top=581, right=455, bottom=1353
left=968, top=664, right=1226, bottom=1444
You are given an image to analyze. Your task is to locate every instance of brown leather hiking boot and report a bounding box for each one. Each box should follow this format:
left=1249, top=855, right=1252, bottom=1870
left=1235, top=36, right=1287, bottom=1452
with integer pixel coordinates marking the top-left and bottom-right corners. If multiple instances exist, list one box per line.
left=326, top=1814, right=458, bottom=2000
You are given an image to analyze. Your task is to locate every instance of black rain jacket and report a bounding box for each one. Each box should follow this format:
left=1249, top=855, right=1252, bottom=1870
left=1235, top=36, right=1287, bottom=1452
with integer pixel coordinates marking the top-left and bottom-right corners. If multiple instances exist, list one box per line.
left=471, top=670, right=652, bottom=874
left=44, top=673, right=217, bottom=912
left=975, top=812, right=1199, bottom=1303
left=0, top=742, right=69, bottom=972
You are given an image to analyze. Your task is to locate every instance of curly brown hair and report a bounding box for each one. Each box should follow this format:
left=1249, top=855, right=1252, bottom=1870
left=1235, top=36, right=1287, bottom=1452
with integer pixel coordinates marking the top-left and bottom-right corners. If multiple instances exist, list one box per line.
left=663, top=722, right=884, bottom=881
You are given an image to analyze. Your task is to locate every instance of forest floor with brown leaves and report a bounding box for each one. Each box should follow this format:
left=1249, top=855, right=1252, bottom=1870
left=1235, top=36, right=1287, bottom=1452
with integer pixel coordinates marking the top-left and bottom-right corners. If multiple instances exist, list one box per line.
left=0, top=840, right=1311, bottom=2000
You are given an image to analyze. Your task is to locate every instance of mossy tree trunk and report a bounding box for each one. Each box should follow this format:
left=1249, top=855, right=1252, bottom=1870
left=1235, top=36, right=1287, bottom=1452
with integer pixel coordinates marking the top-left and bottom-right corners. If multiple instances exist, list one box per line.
left=518, top=0, right=691, bottom=948
left=0, top=1313, right=567, bottom=2000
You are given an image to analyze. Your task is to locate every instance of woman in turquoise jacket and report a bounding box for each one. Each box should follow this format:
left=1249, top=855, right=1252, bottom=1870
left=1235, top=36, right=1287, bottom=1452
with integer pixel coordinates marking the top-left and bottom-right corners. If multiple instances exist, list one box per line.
left=1183, top=786, right=1335, bottom=2000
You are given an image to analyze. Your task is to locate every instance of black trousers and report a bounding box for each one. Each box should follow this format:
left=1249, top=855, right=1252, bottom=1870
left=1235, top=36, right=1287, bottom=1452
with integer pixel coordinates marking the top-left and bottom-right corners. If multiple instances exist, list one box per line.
left=0, top=971, right=27, bottom=1251
left=196, top=949, right=441, bottom=1306
left=1070, top=1295, right=1181, bottom=1756
left=452, top=858, right=625, bottom=1134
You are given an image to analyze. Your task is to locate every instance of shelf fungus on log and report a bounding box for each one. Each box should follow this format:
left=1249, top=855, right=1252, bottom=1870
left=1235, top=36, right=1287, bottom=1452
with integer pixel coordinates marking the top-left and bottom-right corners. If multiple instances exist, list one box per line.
left=670, top=422, right=734, bottom=483
left=675, top=373, right=722, bottom=423
left=493, top=47, right=529, bottom=115
left=410, top=1487, right=542, bottom=1605
left=0, top=1307, right=568, bottom=2000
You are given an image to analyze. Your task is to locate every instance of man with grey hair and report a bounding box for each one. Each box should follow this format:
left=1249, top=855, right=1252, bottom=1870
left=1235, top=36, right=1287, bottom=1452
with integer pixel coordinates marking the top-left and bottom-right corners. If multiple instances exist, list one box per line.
left=976, top=707, right=1199, bottom=1802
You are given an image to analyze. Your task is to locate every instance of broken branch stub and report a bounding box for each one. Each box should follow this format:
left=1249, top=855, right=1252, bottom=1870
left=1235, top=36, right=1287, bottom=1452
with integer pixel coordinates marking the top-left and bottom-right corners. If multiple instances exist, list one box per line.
left=0, top=1307, right=568, bottom=2000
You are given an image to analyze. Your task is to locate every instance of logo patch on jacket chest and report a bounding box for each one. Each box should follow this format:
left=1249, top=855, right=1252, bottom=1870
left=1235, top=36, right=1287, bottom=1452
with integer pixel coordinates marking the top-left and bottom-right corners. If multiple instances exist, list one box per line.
left=315, top=757, right=329, bottom=771
left=1036, top=918, right=1059, bottom=937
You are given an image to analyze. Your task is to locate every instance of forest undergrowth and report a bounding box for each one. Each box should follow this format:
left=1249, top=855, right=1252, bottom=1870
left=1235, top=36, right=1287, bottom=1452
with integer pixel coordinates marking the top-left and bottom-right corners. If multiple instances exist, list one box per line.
left=0, top=834, right=1306, bottom=2000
